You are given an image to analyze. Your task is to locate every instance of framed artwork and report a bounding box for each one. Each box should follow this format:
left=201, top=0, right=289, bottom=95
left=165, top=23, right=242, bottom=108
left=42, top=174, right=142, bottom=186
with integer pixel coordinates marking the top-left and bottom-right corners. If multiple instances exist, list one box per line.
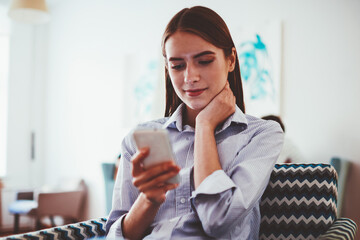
left=233, top=21, right=282, bottom=117
left=122, top=53, right=164, bottom=127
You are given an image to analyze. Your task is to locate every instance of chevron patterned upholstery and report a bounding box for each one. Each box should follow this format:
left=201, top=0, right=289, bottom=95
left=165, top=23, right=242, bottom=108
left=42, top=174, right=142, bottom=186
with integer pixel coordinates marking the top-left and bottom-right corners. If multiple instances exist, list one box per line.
left=4, top=218, right=107, bottom=240
left=318, top=217, right=357, bottom=240
left=259, top=163, right=338, bottom=240
left=4, top=164, right=357, bottom=240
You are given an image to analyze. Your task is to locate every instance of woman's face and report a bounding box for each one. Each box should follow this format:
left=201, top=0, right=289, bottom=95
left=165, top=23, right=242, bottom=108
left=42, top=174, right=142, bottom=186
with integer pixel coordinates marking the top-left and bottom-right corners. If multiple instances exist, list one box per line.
left=165, top=31, right=235, bottom=113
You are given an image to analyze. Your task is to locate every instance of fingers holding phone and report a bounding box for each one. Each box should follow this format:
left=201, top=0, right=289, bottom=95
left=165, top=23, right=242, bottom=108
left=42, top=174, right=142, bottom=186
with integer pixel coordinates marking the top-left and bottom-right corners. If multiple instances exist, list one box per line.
left=131, top=147, right=149, bottom=176
left=132, top=129, right=181, bottom=183
left=131, top=149, right=179, bottom=204
left=131, top=129, right=181, bottom=204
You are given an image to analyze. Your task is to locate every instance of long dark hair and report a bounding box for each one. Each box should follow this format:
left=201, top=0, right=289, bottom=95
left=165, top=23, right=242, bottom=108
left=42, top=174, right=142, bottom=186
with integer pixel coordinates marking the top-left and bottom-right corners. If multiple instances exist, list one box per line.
left=161, top=6, right=245, bottom=117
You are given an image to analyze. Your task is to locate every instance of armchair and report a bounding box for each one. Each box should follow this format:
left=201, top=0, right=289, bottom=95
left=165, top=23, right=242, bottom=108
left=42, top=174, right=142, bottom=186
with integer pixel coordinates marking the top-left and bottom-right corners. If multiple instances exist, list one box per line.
left=259, top=163, right=357, bottom=239
left=4, top=164, right=357, bottom=240
left=101, top=163, right=116, bottom=215
left=8, top=179, right=86, bottom=233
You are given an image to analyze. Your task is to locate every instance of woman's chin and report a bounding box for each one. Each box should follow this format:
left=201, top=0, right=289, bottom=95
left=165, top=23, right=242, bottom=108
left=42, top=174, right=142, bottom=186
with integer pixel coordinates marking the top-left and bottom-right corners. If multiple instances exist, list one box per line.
left=185, top=101, right=209, bottom=112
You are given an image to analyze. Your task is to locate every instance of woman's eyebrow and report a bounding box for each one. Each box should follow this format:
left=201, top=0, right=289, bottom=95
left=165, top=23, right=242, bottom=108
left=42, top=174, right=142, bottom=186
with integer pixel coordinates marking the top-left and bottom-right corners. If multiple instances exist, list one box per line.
left=193, top=51, right=215, bottom=58
left=168, top=57, right=183, bottom=62
left=168, top=51, right=215, bottom=62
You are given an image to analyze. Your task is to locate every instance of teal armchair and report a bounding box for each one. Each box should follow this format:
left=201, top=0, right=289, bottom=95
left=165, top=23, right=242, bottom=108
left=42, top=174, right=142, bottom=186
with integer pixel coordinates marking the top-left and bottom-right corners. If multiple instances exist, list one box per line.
left=101, top=163, right=116, bottom=215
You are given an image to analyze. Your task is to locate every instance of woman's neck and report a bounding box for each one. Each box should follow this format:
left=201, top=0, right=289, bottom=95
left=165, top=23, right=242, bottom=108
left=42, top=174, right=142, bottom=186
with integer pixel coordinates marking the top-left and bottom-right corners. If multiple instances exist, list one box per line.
left=183, top=107, right=199, bottom=128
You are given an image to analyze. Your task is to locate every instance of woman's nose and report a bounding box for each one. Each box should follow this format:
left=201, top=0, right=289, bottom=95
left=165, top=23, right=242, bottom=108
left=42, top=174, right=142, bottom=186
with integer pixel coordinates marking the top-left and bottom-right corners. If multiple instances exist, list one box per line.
left=184, top=64, right=200, bottom=83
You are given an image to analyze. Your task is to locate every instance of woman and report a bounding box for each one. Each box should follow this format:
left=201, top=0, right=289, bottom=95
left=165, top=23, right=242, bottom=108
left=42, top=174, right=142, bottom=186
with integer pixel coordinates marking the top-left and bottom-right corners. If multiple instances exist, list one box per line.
left=106, top=6, right=283, bottom=239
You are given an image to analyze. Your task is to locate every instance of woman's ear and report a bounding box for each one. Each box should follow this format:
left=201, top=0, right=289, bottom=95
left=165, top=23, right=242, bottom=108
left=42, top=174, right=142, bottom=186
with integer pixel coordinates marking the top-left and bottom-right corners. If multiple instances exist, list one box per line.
left=228, top=47, right=236, bottom=72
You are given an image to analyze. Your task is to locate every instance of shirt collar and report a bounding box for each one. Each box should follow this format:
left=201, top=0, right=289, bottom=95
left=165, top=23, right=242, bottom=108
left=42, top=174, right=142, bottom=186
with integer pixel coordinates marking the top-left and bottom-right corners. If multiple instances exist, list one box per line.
left=216, top=105, right=248, bottom=133
left=163, top=103, right=248, bottom=132
left=163, top=103, right=185, bottom=131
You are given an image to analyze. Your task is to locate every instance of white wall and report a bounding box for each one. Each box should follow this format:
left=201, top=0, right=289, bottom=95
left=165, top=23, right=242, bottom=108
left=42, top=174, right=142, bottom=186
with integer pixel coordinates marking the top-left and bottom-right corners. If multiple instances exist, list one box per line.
left=4, top=0, right=360, bottom=219
left=0, top=4, right=9, bottom=178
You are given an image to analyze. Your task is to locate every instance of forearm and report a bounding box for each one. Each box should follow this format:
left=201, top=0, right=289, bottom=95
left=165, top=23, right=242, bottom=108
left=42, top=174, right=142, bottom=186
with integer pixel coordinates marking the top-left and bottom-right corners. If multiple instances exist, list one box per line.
left=122, top=193, right=160, bottom=240
left=194, top=124, right=222, bottom=189
left=191, top=121, right=284, bottom=237
left=191, top=178, right=244, bottom=237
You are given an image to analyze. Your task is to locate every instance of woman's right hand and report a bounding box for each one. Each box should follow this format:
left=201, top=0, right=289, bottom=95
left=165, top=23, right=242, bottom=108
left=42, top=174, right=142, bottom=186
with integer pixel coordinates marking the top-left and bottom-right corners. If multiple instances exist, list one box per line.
left=196, top=81, right=236, bottom=131
left=131, top=147, right=180, bottom=205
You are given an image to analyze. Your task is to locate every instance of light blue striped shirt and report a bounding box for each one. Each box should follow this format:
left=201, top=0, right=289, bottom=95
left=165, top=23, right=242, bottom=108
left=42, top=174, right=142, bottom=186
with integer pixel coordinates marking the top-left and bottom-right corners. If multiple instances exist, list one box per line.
left=106, top=104, right=284, bottom=239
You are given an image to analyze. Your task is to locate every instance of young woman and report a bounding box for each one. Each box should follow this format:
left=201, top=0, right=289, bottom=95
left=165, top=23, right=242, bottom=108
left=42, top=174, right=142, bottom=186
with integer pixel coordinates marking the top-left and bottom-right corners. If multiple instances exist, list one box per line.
left=106, top=6, right=283, bottom=239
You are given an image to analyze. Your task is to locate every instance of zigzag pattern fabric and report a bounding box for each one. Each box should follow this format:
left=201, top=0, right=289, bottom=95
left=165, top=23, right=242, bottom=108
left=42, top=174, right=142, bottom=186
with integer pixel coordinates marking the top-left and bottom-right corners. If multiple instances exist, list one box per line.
left=4, top=218, right=107, bottom=240
left=4, top=164, right=357, bottom=240
left=318, top=217, right=357, bottom=240
left=259, top=164, right=338, bottom=240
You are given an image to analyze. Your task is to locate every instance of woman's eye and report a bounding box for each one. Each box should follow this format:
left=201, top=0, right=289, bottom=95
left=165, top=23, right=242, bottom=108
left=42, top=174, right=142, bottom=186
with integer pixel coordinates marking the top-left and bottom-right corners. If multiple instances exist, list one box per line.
left=199, top=60, right=214, bottom=65
left=171, top=64, right=185, bottom=70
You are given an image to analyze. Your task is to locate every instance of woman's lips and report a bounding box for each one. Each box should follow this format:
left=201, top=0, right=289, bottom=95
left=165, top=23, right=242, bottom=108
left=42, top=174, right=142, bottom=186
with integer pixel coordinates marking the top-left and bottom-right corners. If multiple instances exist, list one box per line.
left=184, top=88, right=207, bottom=97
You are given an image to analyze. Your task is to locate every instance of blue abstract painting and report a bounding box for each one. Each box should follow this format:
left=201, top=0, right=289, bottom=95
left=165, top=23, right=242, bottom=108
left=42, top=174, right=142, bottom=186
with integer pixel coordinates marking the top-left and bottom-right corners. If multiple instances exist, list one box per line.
left=235, top=22, right=281, bottom=117
left=239, top=34, right=275, bottom=101
left=121, top=53, right=162, bottom=127
left=133, top=59, right=159, bottom=122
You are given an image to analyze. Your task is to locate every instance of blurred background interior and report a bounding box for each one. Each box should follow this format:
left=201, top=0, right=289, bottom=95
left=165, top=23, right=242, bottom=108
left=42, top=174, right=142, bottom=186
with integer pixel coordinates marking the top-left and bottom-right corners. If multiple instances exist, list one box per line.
left=0, top=0, right=359, bottom=237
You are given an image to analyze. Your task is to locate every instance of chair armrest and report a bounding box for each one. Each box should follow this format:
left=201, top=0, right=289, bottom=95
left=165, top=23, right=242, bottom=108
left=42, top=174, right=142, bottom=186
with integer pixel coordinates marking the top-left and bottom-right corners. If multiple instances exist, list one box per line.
left=17, top=191, right=34, bottom=200
left=318, top=218, right=357, bottom=240
left=4, top=218, right=107, bottom=240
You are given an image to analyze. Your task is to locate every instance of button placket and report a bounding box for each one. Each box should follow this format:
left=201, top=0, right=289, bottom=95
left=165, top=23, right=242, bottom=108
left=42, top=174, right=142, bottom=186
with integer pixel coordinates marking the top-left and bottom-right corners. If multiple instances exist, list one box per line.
left=175, top=167, right=191, bottom=215
left=175, top=132, right=194, bottom=216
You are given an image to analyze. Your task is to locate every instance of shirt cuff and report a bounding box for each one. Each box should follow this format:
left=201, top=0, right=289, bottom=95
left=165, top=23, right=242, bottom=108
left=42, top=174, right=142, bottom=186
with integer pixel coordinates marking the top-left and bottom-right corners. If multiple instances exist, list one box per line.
left=191, top=170, right=236, bottom=198
left=107, top=214, right=127, bottom=238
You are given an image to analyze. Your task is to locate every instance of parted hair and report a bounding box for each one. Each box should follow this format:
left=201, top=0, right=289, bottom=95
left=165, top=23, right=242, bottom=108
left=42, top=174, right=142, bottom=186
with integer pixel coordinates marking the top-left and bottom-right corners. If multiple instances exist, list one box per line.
left=161, top=6, right=245, bottom=117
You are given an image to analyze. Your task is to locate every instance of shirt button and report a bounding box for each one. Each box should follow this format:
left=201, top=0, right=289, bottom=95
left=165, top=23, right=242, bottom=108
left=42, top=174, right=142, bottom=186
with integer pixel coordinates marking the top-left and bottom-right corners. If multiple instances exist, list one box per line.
left=180, top=198, right=186, bottom=204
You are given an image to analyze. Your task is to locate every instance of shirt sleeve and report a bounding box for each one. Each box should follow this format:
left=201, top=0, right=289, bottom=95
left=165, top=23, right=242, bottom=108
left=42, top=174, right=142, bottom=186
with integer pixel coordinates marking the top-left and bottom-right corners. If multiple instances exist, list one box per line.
left=105, top=132, right=139, bottom=238
left=190, top=120, right=284, bottom=238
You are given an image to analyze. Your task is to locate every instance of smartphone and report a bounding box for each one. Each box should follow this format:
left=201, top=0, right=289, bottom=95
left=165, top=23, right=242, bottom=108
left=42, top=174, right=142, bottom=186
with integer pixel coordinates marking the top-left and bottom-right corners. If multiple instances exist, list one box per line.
left=132, top=128, right=180, bottom=184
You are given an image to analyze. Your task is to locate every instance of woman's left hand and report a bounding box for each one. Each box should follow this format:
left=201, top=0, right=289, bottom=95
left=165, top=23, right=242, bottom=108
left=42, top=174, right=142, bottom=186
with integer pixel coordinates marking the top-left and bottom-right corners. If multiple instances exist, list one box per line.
left=196, top=81, right=236, bottom=131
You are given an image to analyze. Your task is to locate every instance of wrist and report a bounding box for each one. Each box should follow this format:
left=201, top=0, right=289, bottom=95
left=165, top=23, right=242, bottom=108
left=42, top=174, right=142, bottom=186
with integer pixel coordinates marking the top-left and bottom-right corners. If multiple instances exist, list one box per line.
left=139, top=193, right=162, bottom=208
left=195, top=118, right=216, bottom=132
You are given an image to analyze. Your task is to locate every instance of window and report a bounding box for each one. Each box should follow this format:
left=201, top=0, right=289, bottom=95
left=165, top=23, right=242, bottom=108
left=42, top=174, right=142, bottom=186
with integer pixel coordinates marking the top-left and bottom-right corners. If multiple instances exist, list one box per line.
left=0, top=6, right=9, bottom=177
